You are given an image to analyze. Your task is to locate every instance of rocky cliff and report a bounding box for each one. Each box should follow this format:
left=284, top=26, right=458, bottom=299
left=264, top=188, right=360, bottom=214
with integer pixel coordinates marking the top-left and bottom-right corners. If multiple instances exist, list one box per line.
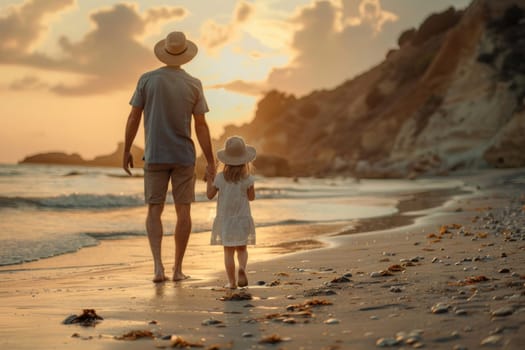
left=215, top=0, right=525, bottom=178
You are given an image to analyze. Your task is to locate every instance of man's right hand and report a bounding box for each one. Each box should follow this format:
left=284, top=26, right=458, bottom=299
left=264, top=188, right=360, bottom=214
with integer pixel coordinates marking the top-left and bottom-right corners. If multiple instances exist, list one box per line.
left=123, top=151, right=134, bottom=176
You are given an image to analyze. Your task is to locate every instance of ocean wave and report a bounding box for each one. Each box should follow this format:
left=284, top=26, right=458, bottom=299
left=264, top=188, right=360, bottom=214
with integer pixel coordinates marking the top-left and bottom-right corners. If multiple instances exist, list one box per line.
left=0, top=186, right=343, bottom=211
left=0, top=193, right=144, bottom=210
left=0, top=233, right=99, bottom=267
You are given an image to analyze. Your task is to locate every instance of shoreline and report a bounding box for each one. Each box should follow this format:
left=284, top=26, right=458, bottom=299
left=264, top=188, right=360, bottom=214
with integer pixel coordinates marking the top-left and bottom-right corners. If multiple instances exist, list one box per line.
left=0, top=169, right=524, bottom=349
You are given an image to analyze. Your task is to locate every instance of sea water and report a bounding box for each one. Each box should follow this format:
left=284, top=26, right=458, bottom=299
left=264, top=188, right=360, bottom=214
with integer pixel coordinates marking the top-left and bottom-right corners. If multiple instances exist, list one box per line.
left=0, top=163, right=463, bottom=266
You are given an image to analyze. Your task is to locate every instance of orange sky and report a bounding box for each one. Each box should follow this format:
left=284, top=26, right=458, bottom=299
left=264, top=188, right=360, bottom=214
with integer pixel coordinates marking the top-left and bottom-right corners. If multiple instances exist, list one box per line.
left=0, top=0, right=471, bottom=164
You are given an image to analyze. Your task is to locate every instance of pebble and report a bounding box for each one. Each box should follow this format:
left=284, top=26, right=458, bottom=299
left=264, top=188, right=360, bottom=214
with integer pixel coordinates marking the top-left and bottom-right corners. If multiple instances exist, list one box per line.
left=453, top=345, right=468, bottom=350
left=242, top=332, right=253, bottom=338
left=201, top=318, right=222, bottom=326
left=376, top=337, right=399, bottom=347
left=480, top=335, right=502, bottom=346
left=390, top=286, right=403, bottom=293
left=455, top=309, right=468, bottom=316
left=491, top=306, right=514, bottom=317
left=431, top=303, right=449, bottom=314
left=489, top=327, right=504, bottom=335
left=282, top=317, right=296, bottom=324
left=324, top=318, right=340, bottom=325
left=499, top=268, right=510, bottom=273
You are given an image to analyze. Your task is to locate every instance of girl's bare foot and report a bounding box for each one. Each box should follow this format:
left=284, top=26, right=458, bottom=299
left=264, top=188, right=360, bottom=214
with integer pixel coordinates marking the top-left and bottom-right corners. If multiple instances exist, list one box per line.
left=172, top=272, right=190, bottom=281
left=224, top=282, right=237, bottom=289
left=238, top=269, right=248, bottom=287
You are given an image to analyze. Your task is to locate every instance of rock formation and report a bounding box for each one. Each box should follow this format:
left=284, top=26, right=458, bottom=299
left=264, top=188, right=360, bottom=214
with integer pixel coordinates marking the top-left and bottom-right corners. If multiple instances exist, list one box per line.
left=215, top=0, right=525, bottom=178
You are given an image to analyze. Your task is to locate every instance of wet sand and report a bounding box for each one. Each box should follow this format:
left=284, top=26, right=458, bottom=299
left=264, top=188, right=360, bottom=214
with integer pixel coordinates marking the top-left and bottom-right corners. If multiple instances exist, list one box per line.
left=0, top=169, right=524, bottom=349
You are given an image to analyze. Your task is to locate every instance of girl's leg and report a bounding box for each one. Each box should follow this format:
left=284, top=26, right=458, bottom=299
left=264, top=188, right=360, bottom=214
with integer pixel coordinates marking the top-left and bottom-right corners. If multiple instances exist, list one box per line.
left=236, top=245, right=248, bottom=287
left=223, top=246, right=237, bottom=288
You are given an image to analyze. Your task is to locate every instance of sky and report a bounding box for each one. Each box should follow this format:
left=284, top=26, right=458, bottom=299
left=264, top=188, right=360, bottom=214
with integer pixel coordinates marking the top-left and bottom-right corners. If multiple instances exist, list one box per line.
left=0, top=0, right=471, bottom=164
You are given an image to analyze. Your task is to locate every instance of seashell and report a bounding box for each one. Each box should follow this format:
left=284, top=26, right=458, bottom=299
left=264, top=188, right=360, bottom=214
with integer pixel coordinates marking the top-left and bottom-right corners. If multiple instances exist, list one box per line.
left=376, top=337, right=399, bottom=347
left=491, top=306, right=514, bottom=317
left=324, top=318, right=340, bottom=325
left=480, top=335, right=502, bottom=346
left=431, top=303, right=449, bottom=314
left=455, top=309, right=468, bottom=316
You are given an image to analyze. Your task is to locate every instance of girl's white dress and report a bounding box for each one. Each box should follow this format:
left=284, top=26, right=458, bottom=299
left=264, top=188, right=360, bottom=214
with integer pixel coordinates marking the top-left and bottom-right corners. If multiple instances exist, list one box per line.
left=211, top=173, right=256, bottom=246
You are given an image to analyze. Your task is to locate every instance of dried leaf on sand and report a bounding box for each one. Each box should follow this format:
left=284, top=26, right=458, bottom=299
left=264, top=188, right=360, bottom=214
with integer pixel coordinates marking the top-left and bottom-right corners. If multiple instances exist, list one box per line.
left=449, top=275, right=490, bottom=286
left=219, top=291, right=252, bottom=301
left=286, top=298, right=333, bottom=311
left=259, top=334, right=290, bottom=344
left=62, top=309, right=103, bottom=327
left=115, top=330, right=154, bottom=340
left=170, top=335, right=205, bottom=348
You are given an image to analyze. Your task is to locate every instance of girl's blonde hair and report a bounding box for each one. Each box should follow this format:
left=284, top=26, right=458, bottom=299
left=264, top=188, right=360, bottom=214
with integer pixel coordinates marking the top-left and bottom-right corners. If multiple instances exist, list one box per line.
left=223, top=162, right=253, bottom=183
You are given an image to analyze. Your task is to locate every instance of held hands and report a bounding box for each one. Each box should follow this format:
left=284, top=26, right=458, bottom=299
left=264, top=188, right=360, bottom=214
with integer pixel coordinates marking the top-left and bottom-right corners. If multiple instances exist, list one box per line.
left=204, top=163, right=216, bottom=182
left=123, top=151, right=134, bottom=176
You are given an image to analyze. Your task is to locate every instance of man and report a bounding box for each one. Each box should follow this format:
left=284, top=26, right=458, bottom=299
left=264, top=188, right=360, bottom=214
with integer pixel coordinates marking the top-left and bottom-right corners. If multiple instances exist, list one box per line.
left=123, top=31, right=215, bottom=283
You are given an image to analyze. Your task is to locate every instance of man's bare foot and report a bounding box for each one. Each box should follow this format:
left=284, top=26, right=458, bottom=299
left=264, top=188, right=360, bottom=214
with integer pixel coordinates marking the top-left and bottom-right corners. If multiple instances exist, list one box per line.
left=238, top=269, right=248, bottom=287
left=152, top=274, right=168, bottom=283
left=172, top=272, right=190, bottom=281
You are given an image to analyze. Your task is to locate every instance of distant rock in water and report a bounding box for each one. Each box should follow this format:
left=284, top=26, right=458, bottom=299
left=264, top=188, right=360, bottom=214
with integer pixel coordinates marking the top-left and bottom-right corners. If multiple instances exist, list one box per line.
left=213, top=0, right=525, bottom=178
left=19, top=143, right=145, bottom=169
left=19, top=152, right=86, bottom=165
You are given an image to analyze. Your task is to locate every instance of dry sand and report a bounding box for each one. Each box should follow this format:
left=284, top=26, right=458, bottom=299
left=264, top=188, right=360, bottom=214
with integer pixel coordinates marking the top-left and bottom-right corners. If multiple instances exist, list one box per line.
left=0, top=169, right=524, bottom=350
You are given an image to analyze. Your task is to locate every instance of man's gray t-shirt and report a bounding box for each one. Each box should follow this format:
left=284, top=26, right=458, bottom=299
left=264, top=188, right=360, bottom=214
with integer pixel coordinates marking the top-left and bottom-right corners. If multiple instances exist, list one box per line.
left=129, top=66, right=209, bottom=165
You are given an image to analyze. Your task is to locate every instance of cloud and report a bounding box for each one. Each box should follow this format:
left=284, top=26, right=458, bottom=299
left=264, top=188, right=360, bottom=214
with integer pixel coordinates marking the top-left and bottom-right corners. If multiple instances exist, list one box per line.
left=213, top=0, right=399, bottom=97
left=9, top=75, right=49, bottom=90
left=264, top=0, right=398, bottom=96
left=357, top=0, right=398, bottom=33
left=0, top=0, right=74, bottom=60
left=200, top=0, right=254, bottom=52
left=208, top=79, right=266, bottom=96
left=1, top=1, right=188, bottom=95
left=235, top=1, right=255, bottom=23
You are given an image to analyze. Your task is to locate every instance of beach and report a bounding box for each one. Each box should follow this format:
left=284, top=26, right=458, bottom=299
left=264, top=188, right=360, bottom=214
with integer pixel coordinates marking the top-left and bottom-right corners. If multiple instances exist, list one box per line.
left=0, top=168, right=524, bottom=349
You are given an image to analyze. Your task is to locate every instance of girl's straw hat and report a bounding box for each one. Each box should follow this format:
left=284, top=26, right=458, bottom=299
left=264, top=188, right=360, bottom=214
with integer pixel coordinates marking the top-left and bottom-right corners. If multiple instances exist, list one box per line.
left=154, top=31, right=198, bottom=66
left=217, top=136, right=256, bottom=166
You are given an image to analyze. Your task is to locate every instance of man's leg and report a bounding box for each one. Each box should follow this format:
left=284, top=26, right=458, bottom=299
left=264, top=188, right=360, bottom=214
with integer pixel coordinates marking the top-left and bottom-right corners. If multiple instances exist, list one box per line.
left=173, top=203, right=192, bottom=281
left=146, top=203, right=166, bottom=283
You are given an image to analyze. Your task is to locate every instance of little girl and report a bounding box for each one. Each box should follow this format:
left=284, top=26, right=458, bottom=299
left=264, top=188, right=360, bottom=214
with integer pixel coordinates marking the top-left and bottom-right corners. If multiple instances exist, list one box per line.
left=207, top=136, right=256, bottom=289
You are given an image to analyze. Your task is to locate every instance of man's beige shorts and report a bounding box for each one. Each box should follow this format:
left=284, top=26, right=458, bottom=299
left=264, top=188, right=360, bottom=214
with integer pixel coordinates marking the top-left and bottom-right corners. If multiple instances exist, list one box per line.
left=144, top=163, right=196, bottom=204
